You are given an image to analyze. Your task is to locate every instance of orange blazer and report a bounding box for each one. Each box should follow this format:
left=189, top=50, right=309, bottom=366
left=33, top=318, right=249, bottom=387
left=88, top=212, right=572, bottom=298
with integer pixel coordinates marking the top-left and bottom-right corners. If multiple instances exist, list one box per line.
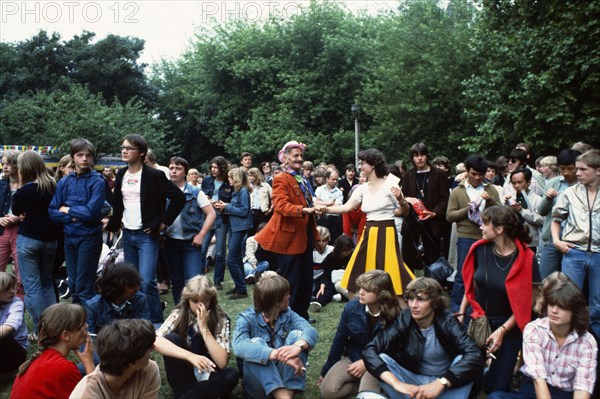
left=255, top=172, right=320, bottom=255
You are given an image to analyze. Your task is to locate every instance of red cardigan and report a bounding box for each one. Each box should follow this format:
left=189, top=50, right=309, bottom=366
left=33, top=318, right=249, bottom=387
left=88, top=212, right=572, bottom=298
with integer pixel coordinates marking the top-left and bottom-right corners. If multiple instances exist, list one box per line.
left=462, top=239, right=534, bottom=332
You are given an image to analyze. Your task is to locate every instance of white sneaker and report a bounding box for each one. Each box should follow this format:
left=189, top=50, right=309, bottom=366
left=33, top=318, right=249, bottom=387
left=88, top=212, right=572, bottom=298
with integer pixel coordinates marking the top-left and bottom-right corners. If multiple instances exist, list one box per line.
left=332, top=293, right=342, bottom=302
left=309, top=301, right=322, bottom=313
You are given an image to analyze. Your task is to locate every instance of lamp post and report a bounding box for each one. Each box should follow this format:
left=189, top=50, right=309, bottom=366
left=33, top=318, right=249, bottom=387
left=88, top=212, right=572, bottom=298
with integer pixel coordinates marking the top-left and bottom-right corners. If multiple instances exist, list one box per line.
left=351, top=104, right=362, bottom=169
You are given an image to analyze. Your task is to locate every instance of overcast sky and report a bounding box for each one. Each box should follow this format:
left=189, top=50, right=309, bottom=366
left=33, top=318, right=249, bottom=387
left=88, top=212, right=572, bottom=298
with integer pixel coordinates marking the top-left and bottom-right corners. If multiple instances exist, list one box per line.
left=1, top=1, right=398, bottom=65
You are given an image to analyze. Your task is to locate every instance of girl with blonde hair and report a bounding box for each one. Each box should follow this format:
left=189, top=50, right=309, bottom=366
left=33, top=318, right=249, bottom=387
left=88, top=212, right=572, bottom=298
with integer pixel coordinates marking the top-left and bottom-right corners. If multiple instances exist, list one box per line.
left=13, top=151, right=61, bottom=333
left=0, top=271, right=28, bottom=373
left=247, top=167, right=273, bottom=235
left=157, top=275, right=239, bottom=399
left=10, top=303, right=94, bottom=398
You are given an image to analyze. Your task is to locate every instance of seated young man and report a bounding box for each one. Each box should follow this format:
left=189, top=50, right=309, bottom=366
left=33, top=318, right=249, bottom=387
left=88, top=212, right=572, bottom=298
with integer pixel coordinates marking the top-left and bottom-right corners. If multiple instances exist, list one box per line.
left=69, top=319, right=160, bottom=398
left=363, top=277, right=483, bottom=399
left=489, top=272, right=597, bottom=399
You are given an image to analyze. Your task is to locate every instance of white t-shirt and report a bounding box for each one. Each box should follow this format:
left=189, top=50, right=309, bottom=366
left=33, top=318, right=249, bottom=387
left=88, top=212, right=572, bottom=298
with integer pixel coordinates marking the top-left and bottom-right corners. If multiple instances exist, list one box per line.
left=349, top=178, right=399, bottom=221
left=122, top=169, right=143, bottom=229
left=166, top=188, right=211, bottom=239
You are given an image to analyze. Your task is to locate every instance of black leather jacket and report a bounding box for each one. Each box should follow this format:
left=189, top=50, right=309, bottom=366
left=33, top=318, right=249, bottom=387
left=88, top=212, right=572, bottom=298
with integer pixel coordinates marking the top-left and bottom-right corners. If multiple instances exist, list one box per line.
left=363, top=308, right=483, bottom=388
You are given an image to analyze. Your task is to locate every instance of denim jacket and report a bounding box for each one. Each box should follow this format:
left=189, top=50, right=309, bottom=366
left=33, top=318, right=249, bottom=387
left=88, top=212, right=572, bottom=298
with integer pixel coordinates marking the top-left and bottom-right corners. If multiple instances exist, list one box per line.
left=320, top=298, right=382, bottom=377
left=202, top=175, right=233, bottom=227
left=84, top=292, right=150, bottom=334
left=169, top=183, right=205, bottom=240
left=223, top=188, right=253, bottom=233
left=233, top=306, right=318, bottom=365
left=0, top=179, right=12, bottom=235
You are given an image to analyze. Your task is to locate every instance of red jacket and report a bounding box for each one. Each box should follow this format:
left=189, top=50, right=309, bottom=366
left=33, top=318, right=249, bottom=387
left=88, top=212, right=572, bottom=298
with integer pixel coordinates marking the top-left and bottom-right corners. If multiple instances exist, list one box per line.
left=255, top=172, right=319, bottom=255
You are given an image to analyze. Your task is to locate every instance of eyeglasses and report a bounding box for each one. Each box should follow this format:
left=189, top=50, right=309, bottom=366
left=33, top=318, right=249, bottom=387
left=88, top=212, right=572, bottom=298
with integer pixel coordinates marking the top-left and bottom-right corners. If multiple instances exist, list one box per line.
left=120, top=146, right=139, bottom=152
left=508, top=158, right=520, bottom=164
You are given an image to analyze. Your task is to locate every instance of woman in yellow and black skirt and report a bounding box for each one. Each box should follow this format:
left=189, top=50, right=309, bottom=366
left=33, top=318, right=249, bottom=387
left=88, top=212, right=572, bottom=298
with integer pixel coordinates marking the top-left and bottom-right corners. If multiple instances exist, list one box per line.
left=317, top=149, right=414, bottom=301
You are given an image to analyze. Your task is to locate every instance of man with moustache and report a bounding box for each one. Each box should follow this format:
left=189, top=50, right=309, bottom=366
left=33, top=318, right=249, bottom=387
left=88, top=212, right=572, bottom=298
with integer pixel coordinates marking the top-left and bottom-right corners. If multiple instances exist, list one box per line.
left=255, top=141, right=319, bottom=319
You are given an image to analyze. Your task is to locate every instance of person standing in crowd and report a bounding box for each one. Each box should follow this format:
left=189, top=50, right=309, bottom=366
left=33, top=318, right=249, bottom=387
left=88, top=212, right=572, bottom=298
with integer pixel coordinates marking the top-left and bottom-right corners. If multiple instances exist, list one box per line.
left=447, top=155, right=500, bottom=313
left=247, top=167, right=273, bottom=235
left=401, top=143, right=450, bottom=272
left=144, top=148, right=170, bottom=178
left=164, top=156, right=216, bottom=304
left=10, top=303, right=94, bottom=398
left=319, top=270, right=400, bottom=399
left=261, top=161, right=274, bottom=185
left=213, top=167, right=253, bottom=299
left=240, top=152, right=253, bottom=173
left=302, top=161, right=315, bottom=189
left=233, top=272, right=318, bottom=399
left=338, top=164, right=359, bottom=204
left=551, top=149, right=600, bottom=338
left=12, top=151, right=61, bottom=334
left=49, top=139, right=106, bottom=305
left=0, top=271, right=27, bottom=374
left=514, top=143, right=545, bottom=196
left=0, top=150, right=23, bottom=298
left=537, top=149, right=581, bottom=277
left=315, top=169, right=344, bottom=242
left=318, top=148, right=415, bottom=300
left=459, top=205, right=541, bottom=394
left=255, top=141, right=319, bottom=319
left=489, top=272, right=597, bottom=399
left=506, top=168, right=543, bottom=253
left=106, top=134, right=185, bottom=325
left=187, top=168, right=202, bottom=187
left=363, top=277, right=482, bottom=399
left=201, top=156, right=233, bottom=290
left=157, top=276, right=239, bottom=399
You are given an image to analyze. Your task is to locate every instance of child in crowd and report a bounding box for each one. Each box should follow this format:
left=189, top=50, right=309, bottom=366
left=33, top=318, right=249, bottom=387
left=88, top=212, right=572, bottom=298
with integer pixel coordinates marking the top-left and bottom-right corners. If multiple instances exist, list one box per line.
left=70, top=319, right=160, bottom=398
left=319, top=270, right=400, bottom=399
left=313, top=226, right=333, bottom=288
left=10, top=303, right=94, bottom=398
left=0, top=271, right=27, bottom=374
left=310, top=235, right=355, bottom=312
left=243, top=222, right=270, bottom=284
left=233, top=272, right=318, bottom=399
left=157, top=275, right=239, bottom=399
left=489, top=272, right=597, bottom=399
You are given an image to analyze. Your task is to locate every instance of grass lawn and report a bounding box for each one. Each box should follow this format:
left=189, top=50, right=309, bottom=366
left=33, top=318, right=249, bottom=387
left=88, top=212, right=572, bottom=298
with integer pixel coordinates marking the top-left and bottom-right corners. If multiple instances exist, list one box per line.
left=0, top=268, right=344, bottom=399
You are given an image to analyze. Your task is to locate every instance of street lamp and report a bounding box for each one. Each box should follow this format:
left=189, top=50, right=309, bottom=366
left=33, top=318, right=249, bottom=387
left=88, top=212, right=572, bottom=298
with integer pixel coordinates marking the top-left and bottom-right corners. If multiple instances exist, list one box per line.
left=351, top=104, right=362, bottom=169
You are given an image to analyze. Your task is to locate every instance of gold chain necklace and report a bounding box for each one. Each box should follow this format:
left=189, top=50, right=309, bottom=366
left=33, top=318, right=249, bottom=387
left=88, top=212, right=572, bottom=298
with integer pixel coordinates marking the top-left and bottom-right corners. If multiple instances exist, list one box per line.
left=492, top=246, right=516, bottom=271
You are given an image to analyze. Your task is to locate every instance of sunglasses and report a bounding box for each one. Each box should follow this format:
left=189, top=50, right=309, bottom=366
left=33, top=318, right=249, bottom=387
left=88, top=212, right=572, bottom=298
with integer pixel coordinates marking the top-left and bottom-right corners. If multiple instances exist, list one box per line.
left=508, top=158, right=520, bottom=164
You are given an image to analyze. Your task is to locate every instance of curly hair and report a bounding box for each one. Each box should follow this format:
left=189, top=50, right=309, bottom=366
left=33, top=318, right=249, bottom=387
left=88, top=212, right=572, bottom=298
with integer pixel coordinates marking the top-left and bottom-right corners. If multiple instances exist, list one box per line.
left=356, top=270, right=401, bottom=327
left=209, top=156, right=229, bottom=180
left=96, top=262, right=141, bottom=304
left=481, top=205, right=532, bottom=244
left=96, top=319, right=155, bottom=376
left=405, top=277, right=448, bottom=315
left=358, top=148, right=388, bottom=178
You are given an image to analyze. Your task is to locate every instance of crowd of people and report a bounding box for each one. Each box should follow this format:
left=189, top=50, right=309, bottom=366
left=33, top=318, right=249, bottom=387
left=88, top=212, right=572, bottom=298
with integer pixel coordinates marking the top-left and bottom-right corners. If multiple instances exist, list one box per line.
left=0, top=136, right=598, bottom=399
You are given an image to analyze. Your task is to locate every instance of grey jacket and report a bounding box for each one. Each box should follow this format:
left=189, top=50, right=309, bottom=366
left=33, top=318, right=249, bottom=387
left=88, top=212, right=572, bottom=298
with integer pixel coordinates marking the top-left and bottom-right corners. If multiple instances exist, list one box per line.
left=552, top=183, right=600, bottom=252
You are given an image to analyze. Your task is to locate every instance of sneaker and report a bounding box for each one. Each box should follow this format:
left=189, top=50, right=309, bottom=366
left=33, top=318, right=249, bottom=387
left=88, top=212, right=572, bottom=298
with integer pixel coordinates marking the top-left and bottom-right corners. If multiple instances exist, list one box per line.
left=245, top=274, right=256, bottom=284
left=332, top=293, right=342, bottom=302
left=58, top=280, right=70, bottom=300
left=229, top=292, right=248, bottom=300
left=309, top=301, right=322, bottom=313
left=215, top=282, right=224, bottom=291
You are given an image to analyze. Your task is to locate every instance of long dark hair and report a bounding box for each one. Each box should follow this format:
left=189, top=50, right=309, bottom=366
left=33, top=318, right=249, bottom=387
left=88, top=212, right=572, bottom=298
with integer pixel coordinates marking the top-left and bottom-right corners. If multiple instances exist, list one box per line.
left=481, top=205, right=532, bottom=244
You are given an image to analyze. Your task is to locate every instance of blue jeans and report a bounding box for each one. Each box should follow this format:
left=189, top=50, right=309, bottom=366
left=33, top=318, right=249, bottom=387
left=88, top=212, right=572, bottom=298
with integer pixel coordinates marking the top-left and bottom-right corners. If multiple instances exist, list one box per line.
left=244, top=261, right=270, bottom=277
left=64, top=232, right=102, bottom=305
left=201, top=220, right=228, bottom=284
left=379, top=354, right=473, bottom=399
left=242, top=329, right=308, bottom=399
left=17, top=235, right=57, bottom=332
left=227, top=230, right=248, bottom=294
left=165, top=237, right=203, bottom=305
left=450, top=237, right=477, bottom=312
left=485, top=316, right=523, bottom=393
left=122, top=229, right=162, bottom=323
left=562, top=248, right=600, bottom=337
left=539, top=241, right=563, bottom=278
left=487, top=376, right=573, bottom=399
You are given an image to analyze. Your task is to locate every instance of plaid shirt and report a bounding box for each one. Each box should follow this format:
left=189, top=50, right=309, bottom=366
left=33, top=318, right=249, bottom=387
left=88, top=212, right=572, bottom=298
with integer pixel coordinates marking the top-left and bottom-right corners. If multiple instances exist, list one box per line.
left=521, top=317, right=597, bottom=394
left=157, top=308, right=230, bottom=353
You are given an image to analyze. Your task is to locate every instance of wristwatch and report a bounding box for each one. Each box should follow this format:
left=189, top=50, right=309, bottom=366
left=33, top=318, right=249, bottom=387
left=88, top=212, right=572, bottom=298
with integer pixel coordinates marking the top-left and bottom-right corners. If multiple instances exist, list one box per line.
left=438, top=377, right=449, bottom=390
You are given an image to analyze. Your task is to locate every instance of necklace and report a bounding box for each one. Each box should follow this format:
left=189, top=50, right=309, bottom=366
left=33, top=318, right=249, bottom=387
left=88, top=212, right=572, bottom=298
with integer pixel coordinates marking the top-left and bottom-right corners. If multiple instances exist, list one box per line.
left=492, top=246, right=516, bottom=271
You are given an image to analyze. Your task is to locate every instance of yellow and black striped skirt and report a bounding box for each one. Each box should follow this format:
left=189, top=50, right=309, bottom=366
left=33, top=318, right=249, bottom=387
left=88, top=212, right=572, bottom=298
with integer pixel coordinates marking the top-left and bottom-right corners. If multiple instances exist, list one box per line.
left=341, top=219, right=415, bottom=295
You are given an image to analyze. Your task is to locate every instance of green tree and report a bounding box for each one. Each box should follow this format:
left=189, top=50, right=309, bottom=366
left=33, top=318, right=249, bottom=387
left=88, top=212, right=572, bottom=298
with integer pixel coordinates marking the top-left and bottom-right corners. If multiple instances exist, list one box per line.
left=462, top=0, right=600, bottom=155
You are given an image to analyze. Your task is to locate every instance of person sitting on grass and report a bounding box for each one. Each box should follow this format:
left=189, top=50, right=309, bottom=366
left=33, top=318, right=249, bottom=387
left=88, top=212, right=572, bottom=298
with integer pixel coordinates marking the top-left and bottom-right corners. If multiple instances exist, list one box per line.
left=319, top=270, right=400, bottom=399
left=10, top=303, right=94, bottom=398
left=243, top=222, right=270, bottom=284
left=69, top=319, right=160, bottom=398
left=488, top=272, right=597, bottom=399
left=157, top=275, right=239, bottom=399
left=0, top=271, right=28, bottom=375
left=310, top=235, right=355, bottom=312
left=233, top=272, right=318, bottom=399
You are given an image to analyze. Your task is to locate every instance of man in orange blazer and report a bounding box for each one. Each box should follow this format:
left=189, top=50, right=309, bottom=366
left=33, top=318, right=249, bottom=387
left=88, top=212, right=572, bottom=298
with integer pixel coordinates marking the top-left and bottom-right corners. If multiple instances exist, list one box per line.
left=255, top=141, right=320, bottom=319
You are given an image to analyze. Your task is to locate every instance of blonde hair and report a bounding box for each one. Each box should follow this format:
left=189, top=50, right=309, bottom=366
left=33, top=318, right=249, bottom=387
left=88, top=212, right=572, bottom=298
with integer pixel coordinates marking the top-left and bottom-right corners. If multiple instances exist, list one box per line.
left=18, top=303, right=86, bottom=376
left=247, top=167, right=265, bottom=186
left=228, top=167, right=251, bottom=192
left=0, top=271, right=17, bottom=294
left=55, top=155, right=73, bottom=181
left=18, top=151, right=56, bottom=195
left=316, top=226, right=331, bottom=243
left=539, top=156, right=558, bottom=173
